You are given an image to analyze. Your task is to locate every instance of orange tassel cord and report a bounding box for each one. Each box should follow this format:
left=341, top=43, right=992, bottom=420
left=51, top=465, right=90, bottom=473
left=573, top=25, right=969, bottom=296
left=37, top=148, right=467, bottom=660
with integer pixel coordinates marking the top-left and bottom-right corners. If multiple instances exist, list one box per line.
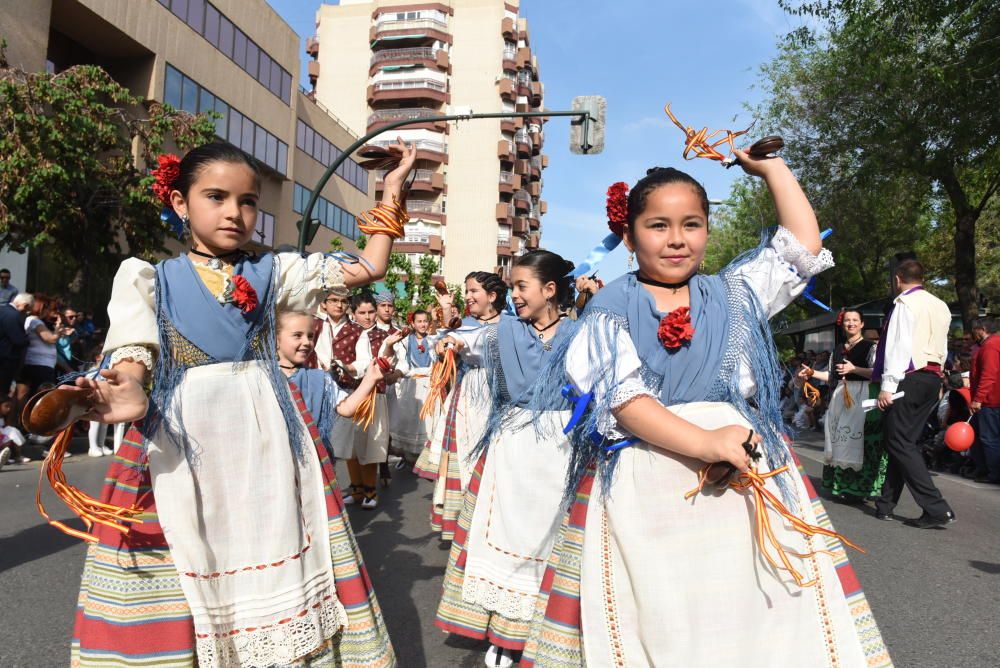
left=356, top=195, right=409, bottom=239
left=841, top=380, right=855, bottom=409
left=353, top=356, right=394, bottom=430
left=37, top=426, right=143, bottom=543
left=803, top=381, right=821, bottom=406
left=686, top=464, right=865, bottom=588
left=664, top=103, right=751, bottom=163
left=420, top=348, right=457, bottom=421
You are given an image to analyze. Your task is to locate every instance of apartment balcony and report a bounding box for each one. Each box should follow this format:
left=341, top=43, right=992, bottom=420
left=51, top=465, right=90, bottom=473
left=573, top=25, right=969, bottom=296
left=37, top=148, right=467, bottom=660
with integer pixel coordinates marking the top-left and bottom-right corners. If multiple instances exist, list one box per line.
left=307, top=60, right=320, bottom=86
left=406, top=199, right=446, bottom=223
left=376, top=168, right=444, bottom=193
left=514, top=158, right=530, bottom=176
left=499, top=170, right=515, bottom=194
left=368, top=78, right=449, bottom=104
left=526, top=234, right=540, bottom=250
left=510, top=236, right=521, bottom=253
left=497, top=237, right=512, bottom=257
left=370, top=17, right=451, bottom=46
left=395, top=233, right=443, bottom=255
left=497, top=139, right=514, bottom=161
left=369, top=46, right=449, bottom=76
left=512, top=217, right=529, bottom=235
left=530, top=155, right=542, bottom=180
left=306, top=36, right=319, bottom=57
left=515, top=101, right=530, bottom=113
left=495, top=201, right=514, bottom=222
left=528, top=207, right=540, bottom=229
left=517, top=74, right=532, bottom=98
left=516, top=47, right=532, bottom=69
left=494, top=264, right=511, bottom=282
left=539, top=200, right=548, bottom=215
left=527, top=181, right=541, bottom=198
left=367, top=107, right=447, bottom=133
left=498, top=78, right=515, bottom=102
left=366, top=137, right=448, bottom=164
left=501, top=17, right=516, bottom=39
left=514, top=130, right=532, bottom=158
left=513, top=190, right=531, bottom=214
left=502, top=47, right=517, bottom=71
left=530, top=81, right=543, bottom=107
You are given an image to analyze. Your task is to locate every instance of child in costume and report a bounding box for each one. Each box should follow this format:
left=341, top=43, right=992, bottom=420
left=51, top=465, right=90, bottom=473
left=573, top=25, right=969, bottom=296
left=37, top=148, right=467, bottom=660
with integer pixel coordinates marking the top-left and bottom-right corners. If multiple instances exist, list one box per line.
left=336, top=292, right=404, bottom=509
left=67, top=139, right=415, bottom=667
left=522, top=154, right=891, bottom=667
left=386, top=309, right=436, bottom=464
left=434, top=252, right=578, bottom=668
left=415, top=272, right=507, bottom=541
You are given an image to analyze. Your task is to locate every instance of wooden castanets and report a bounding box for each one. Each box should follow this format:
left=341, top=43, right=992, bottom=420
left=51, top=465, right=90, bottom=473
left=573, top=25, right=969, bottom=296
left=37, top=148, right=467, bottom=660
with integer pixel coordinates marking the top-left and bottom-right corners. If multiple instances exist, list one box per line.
left=725, top=135, right=785, bottom=169
left=21, top=386, right=95, bottom=436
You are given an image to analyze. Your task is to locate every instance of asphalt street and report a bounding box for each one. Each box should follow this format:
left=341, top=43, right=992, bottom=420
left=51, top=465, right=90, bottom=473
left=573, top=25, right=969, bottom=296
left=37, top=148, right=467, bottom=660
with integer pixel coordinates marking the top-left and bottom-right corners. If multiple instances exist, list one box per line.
left=1, top=434, right=998, bottom=667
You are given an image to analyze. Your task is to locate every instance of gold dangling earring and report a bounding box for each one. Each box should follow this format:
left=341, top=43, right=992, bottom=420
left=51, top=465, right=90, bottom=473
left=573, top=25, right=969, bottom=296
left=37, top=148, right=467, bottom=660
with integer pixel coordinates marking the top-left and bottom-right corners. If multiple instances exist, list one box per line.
left=627, top=252, right=635, bottom=271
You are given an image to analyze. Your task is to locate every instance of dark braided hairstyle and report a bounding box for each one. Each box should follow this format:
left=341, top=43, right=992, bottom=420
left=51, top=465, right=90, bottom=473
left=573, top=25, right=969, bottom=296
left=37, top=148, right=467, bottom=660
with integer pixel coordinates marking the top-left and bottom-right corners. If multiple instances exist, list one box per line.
left=465, top=270, right=509, bottom=315
left=513, top=250, right=576, bottom=312
left=626, top=167, right=710, bottom=233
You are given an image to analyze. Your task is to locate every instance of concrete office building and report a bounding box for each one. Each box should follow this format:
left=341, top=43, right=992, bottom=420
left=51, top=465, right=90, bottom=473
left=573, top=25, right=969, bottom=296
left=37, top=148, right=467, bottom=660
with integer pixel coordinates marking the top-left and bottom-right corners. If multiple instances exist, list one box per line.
left=1, top=0, right=372, bottom=267
left=309, top=0, right=548, bottom=283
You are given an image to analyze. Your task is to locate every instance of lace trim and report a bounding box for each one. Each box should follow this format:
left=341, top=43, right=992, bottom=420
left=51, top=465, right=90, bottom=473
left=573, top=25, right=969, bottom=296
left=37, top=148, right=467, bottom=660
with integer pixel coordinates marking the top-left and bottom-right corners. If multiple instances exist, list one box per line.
left=461, top=573, right=538, bottom=621
left=109, top=345, right=154, bottom=371
left=194, top=593, right=347, bottom=668
left=321, top=256, right=347, bottom=291
left=599, top=380, right=654, bottom=440
left=771, top=226, right=835, bottom=278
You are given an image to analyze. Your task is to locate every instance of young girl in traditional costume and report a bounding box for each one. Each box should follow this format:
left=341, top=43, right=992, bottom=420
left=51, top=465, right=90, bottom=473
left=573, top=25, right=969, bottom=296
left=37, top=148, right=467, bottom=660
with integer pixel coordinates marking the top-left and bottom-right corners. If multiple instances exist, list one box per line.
left=277, top=310, right=382, bottom=460
left=522, top=153, right=891, bottom=668
left=434, top=252, right=577, bottom=668
left=800, top=309, right=886, bottom=502
left=67, top=140, right=414, bottom=667
left=416, top=272, right=507, bottom=541
left=386, top=309, right=435, bottom=464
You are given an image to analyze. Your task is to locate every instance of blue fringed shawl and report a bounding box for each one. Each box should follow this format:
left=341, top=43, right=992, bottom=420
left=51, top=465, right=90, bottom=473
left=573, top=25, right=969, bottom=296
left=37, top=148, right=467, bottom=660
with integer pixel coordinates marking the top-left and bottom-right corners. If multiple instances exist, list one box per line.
left=140, top=253, right=308, bottom=466
left=563, top=235, right=798, bottom=508
left=405, top=333, right=433, bottom=368
left=289, top=366, right=339, bottom=456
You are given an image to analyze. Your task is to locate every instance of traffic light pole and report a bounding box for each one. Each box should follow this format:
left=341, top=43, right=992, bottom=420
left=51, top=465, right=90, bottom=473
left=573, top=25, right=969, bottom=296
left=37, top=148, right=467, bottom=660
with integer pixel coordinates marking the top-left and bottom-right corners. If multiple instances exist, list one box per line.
left=297, top=110, right=593, bottom=253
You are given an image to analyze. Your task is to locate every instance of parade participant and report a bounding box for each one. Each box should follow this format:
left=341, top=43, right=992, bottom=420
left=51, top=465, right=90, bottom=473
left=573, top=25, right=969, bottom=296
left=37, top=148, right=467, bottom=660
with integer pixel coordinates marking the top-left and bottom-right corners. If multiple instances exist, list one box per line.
left=434, top=251, right=577, bottom=668
left=523, top=155, right=890, bottom=667
left=337, top=292, right=402, bottom=508
left=307, top=286, right=362, bottom=392
left=386, top=309, right=436, bottom=464
left=373, top=291, right=401, bottom=483
left=67, top=140, right=413, bottom=667
left=278, top=310, right=386, bottom=454
left=800, top=309, right=887, bottom=502
left=872, top=259, right=956, bottom=527
left=416, top=272, right=507, bottom=542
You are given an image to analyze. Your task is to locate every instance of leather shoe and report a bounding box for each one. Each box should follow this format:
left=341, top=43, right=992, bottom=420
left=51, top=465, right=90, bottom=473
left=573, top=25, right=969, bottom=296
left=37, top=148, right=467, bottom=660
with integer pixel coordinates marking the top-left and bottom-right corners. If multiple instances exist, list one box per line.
left=874, top=512, right=896, bottom=521
left=904, top=511, right=956, bottom=529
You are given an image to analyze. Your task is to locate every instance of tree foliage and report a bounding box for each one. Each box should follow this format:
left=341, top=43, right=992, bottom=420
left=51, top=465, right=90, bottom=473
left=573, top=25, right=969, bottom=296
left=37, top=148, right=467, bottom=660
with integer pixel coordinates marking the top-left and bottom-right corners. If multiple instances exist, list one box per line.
left=757, top=0, right=1000, bottom=327
left=0, top=47, right=217, bottom=285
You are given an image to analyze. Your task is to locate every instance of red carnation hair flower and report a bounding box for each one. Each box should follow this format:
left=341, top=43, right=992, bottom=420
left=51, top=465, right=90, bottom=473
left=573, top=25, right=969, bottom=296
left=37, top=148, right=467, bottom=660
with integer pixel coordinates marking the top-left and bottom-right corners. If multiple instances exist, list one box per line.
left=606, top=181, right=630, bottom=237
left=230, top=275, right=258, bottom=314
left=151, top=154, right=182, bottom=209
left=657, top=307, right=695, bottom=351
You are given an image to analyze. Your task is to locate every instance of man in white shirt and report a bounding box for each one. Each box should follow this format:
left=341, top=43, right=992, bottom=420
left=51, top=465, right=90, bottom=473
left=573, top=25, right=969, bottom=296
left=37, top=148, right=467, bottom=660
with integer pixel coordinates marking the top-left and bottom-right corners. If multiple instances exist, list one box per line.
left=872, top=260, right=955, bottom=528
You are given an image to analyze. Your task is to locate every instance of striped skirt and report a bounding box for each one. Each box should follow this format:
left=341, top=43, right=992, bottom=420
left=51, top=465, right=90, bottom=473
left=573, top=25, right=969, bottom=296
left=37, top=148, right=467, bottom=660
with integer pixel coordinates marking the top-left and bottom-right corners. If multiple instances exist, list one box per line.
left=71, top=386, right=396, bottom=667
left=522, top=404, right=892, bottom=668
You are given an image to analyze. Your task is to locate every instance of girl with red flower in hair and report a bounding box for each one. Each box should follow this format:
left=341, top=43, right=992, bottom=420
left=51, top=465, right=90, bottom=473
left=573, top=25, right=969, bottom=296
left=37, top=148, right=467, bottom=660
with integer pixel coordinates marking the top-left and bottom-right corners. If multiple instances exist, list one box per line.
left=62, top=141, right=416, bottom=667
left=522, top=150, right=890, bottom=667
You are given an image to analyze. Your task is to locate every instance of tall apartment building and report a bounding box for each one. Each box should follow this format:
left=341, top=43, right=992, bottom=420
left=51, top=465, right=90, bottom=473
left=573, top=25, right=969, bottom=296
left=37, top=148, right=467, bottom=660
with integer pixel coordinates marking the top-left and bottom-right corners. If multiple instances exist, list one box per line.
left=1, top=0, right=372, bottom=296
left=310, top=0, right=548, bottom=283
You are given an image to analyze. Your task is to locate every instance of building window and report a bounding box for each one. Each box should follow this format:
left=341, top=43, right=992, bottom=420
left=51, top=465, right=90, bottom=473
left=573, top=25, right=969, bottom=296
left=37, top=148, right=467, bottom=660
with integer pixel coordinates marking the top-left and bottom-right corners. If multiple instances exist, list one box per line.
left=165, top=64, right=288, bottom=175
left=294, top=119, right=368, bottom=194
left=254, top=210, right=276, bottom=248
left=293, top=183, right=358, bottom=239
left=158, top=0, right=292, bottom=105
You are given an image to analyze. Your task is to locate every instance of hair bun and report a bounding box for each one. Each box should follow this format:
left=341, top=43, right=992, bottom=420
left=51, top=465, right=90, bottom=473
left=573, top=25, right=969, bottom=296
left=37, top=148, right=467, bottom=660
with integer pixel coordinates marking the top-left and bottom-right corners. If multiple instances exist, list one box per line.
left=646, top=166, right=665, bottom=176
left=563, top=260, right=575, bottom=275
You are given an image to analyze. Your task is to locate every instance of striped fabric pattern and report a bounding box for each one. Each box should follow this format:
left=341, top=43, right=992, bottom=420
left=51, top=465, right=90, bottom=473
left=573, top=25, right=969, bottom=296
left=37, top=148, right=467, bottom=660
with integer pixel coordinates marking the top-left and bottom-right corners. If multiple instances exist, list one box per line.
left=522, top=454, right=893, bottom=668
left=434, top=453, right=532, bottom=650
left=71, top=386, right=397, bottom=668
left=431, top=383, right=465, bottom=540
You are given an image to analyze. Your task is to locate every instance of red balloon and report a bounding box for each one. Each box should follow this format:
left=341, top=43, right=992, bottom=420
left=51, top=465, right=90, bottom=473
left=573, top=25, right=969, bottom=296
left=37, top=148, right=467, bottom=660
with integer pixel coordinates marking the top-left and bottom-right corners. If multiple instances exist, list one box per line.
left=944, top=422, right=975, bottom=452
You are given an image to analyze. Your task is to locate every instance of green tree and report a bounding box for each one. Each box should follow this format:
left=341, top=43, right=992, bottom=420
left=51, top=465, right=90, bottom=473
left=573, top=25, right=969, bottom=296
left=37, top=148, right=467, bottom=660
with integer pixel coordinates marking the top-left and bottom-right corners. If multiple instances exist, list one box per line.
left=0, top=48, right=217, bottom=286
left=760, top=0, right=1000, bottom=327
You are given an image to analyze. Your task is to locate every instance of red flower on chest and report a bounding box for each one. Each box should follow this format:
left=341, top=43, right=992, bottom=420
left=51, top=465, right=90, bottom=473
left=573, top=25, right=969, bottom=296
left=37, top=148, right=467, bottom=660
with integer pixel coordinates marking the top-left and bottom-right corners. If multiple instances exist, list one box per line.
left=229, top=275, right=258, bottom=314
left=657, top=307, right=695, bottom=351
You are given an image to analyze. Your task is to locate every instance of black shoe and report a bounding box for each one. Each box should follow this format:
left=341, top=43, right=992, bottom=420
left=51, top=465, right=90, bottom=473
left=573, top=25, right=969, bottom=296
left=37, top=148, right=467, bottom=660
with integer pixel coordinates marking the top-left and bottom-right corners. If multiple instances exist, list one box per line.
left=973, top=474, right=1000, bottom=485
left=905, top=511, right=956, bottom=529
left=874, top=511, right=897, bottom=521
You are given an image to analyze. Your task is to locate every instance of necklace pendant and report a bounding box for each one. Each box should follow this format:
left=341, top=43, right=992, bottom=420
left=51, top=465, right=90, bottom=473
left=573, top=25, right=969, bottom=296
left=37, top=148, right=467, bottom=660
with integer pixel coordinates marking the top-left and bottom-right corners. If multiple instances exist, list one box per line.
left=208, top=258, right=222, bottom=271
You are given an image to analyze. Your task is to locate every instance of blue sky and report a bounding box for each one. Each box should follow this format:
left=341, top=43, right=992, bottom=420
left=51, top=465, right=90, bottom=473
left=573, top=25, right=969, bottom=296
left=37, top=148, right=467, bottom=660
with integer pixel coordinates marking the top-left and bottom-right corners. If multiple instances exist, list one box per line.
left=268, top=0, right=813, bottom=279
